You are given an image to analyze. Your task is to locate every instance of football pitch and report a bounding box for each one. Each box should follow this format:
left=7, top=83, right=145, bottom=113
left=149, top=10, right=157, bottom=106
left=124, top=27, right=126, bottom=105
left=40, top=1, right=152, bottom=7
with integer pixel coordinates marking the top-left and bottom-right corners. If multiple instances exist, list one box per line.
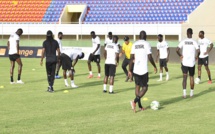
left=0, top=58, right=215, bottom=134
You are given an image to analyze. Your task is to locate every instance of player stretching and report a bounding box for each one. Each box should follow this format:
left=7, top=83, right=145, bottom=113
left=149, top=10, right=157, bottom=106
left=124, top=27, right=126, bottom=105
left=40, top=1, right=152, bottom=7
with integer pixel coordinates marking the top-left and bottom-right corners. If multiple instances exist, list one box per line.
left=8, top=28, right=24, bottom=84
left=129, top=31, right=157, bottom=112
left=103, top=36, right=119, bottom=94
left=176, top=28, right=199, bottom=98
left=87, top=31, right=101, bottom=79
left=195, top=31, right=213, bottom=84
left=55, top=32, right=64, bottom=79
left=156, top=34, right=170, bottom=81
left=60, top=49, right=85, bottom=88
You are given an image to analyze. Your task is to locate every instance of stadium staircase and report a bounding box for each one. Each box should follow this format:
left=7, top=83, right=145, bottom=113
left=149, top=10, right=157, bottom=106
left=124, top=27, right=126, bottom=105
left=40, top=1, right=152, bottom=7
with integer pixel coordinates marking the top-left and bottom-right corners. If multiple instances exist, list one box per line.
left=0, top=0, right=204, bottom=23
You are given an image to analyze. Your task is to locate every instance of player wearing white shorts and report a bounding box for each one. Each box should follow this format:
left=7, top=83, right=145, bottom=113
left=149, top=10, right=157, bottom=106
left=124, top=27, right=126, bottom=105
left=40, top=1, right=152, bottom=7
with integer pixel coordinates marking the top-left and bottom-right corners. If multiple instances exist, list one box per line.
left=55, top=32, right=63, bottom=79
left=60, top=49, right=85, bottom=88
left=87, top=31, right=101, bottom=79
left=8, top=28, right=24, bottom=84
left=195, top=31, right=213, bottom=84
left=103, top=36, right=119, bottom=94
left=156, top=34, right=170, bottom=81
left=176, top=28, right=200, bottom=98
left=129, top=31, right=157, bottom=112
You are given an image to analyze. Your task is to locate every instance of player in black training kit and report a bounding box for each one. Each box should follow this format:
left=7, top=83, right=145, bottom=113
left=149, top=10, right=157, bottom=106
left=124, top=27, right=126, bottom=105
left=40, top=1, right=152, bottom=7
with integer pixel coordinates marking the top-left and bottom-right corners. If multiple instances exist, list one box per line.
left=40, top=30, right=60, bottom=92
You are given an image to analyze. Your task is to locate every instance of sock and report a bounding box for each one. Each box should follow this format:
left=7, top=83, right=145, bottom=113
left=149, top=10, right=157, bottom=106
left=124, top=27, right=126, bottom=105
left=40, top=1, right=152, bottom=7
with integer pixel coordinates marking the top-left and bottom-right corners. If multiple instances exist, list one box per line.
left=166, top=72, right=169, bottom=77
left=64, top=79, right=68, bottom=85
left=137, top=98, right=142, bottom=108
left=103, top=84, right=107, bottom=91
left=134, top=96, right=140, bottom=103
left=198, top=76, right=201, bottom=80
left=10, top=76, right=14, bottom=82
left=71, top=80, right=74, bottom=85
left=18, top=74, right=21, bottom=80
left=183, top=89, right=186, bottom=97
left=89, top=71, right=93, bottom=75
left=109, top=85, right=113, bottom=92
left=208, top=75, right=211, bottom=81
left=160, top=73, right=162, bottom=80
left=190, top=89, right=194, bottom=97
left=98, top=73, right=101, bottom=77
left=56, top=71, right=59, bottom=76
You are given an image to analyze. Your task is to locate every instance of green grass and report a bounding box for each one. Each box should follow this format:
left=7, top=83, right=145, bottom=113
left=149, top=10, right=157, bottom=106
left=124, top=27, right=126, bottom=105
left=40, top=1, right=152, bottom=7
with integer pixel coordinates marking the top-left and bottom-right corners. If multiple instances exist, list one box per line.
left=0, top=58, right=215, bottom=134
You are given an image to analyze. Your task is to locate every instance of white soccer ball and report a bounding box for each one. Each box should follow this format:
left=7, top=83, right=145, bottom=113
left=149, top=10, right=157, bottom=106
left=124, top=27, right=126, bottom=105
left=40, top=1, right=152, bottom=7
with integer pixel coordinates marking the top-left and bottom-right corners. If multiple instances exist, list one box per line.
left=195, top=78, right=200, bottom=84
left=150, top=100, right=160, bottom=110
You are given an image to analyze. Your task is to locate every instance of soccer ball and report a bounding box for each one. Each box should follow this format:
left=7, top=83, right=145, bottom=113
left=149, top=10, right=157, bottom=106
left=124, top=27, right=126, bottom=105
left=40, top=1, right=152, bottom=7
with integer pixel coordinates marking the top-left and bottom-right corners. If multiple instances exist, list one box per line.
left=195, top=78, right=200, bottom=84
left=150, top=100, right=160, bottom=110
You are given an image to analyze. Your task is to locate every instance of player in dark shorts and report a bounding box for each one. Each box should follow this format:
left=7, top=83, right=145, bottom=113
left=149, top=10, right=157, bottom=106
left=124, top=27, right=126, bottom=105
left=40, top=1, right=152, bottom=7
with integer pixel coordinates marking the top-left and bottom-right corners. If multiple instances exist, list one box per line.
left=87, top=31, right=101, bottom=78
left=103, top=36, right=119, bottom=94
left=176, top=28, right=200, bottom=98
left=60, top=49, right=85, bottom=88
left=55, top=32, right=63, bottom=79
left=156, top=34, right=170, bottom=81
left=129, top=31, right=157, bottom=112
left=195, top=31, right=213, bottom=84
left=8, top=28, right=23, bottom=84
left=40, top=30, right=60, bottom=93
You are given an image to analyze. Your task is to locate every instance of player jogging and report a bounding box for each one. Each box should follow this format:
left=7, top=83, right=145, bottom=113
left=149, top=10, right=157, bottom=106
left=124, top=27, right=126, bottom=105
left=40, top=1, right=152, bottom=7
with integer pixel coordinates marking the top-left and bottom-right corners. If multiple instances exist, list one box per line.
left=8, top=28, right=24, bottom=84
left=40, top=30, right=60, bottom=93
left=195, top=31, right=213, bottom=84
left=176, top=28, right=200, bottom=98
left=120, top=36, right=134, bottom=82
left=103, top=36, right=119, bottom=94
left=55, top=32, right=63, bottom=79
left=129, top=31, right=157, bottom=112
left=87, top=31, right=101, bottom=79
left=156, top=34, right=170, bottom=81
left=60, top=49, right=85, bottom=88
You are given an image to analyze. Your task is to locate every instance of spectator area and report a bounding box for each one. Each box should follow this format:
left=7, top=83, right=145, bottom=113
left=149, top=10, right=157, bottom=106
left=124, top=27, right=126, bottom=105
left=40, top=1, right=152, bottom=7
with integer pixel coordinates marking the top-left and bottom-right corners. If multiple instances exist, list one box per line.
left=0, top=0, right=204, bottom=23
left=0, top=0, right=51, bottom=22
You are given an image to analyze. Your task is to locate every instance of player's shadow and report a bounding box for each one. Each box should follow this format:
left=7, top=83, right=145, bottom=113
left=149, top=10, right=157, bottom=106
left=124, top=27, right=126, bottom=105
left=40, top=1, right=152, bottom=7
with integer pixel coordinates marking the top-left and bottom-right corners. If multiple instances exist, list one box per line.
left=188, top=87, right=215, bottom=100
left=149, top=82, right=166, bottom=87
left=75, top=73, right=89, bottom=77
left=115, top=72, right=126, bottom=77
left=159, top=87, right=215, bottom=108
left=172, top=76, right=182, bottom=80
left=115, top=87, right=134, bottom=93
left=27, top=78, right=47, bottom=83
left=80, top=80, right=110, bottom=87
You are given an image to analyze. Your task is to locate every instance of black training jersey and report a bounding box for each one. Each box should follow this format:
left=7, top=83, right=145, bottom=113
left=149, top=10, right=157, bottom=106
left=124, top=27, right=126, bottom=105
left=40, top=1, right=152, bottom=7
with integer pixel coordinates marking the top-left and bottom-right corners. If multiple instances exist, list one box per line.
left=43, top=39, right=59, bottom=62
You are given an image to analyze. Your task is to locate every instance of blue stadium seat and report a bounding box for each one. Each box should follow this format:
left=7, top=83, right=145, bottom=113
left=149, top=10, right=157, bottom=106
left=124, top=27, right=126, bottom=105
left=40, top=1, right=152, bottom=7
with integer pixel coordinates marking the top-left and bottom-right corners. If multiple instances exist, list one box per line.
left=42, top=0, right=204, bottom=23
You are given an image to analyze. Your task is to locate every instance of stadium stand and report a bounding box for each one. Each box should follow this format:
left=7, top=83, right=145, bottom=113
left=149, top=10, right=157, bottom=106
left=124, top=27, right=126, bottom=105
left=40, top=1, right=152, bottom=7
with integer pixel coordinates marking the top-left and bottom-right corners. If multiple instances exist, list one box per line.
left=0, top=0, right=51, bottom=22
left=0, top=0, right=204, bottom=23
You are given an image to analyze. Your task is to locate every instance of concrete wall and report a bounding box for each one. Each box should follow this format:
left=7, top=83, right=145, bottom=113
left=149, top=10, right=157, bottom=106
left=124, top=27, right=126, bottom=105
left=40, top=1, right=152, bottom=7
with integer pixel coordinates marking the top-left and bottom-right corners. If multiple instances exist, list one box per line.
left=182, top=0, right=215, bottom=41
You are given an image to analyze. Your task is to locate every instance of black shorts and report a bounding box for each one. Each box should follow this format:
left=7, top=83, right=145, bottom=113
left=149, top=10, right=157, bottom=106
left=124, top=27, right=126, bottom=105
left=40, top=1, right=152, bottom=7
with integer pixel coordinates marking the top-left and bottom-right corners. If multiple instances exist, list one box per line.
left=133, top=73, right=149, bottom=87
left=88, top=54, right=100, bottom=63
left=60, top=53, right=72, bottom=70
left=198, top=57, right=209, bottom=66
left=105, top=64, right=116, bottom=77
left=181, top=64, right=195, bottom=76
left=159, top=59, right=167, bottom=67
left=9, top=54, right=20, bottom=61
